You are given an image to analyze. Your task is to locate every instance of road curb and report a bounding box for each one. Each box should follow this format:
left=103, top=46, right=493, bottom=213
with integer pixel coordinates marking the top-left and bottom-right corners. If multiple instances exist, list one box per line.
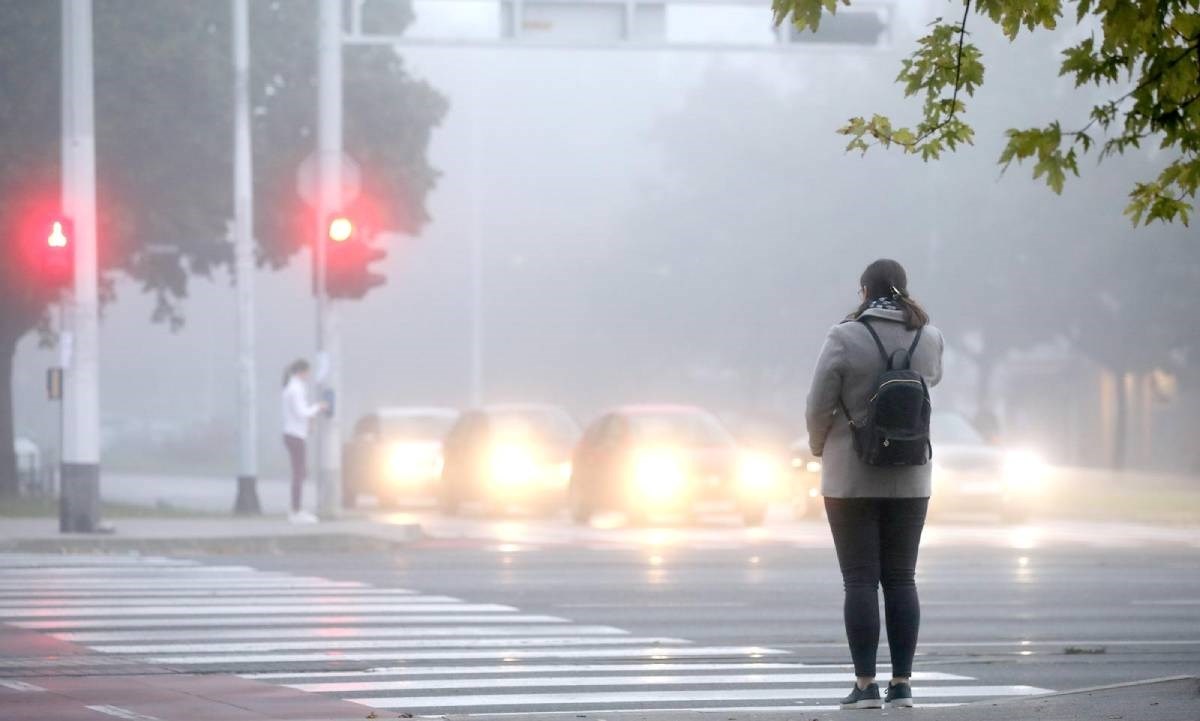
left=0, top=524, right=424, bottom=555
left=990, top=674, right=1200, bottom=700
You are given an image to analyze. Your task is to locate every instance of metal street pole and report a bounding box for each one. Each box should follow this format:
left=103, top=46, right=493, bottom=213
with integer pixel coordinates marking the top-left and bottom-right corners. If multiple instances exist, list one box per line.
left=468, top=77, right=483, bottom=407
left=59, top=0, right=102, bottom=533
left=315, top=0, right=343, bottom=518
left=231, top=0, right=261, bottom=515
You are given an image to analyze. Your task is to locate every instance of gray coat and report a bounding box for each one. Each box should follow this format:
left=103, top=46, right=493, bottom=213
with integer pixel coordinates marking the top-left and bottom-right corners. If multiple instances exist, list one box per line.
left=805, top=308, right=944, bottom=499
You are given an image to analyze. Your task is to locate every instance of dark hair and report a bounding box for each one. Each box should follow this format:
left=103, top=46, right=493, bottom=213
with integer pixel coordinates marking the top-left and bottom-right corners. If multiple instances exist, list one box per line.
left=850, top=258, right=930, bottom=330
left=282, top=359, right=310, bottom=387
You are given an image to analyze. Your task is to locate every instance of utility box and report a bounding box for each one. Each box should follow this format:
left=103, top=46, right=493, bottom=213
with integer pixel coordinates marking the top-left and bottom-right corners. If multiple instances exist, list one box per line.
left=784, top=5, right=891, bottom=46
left=501, top=0, right=666, bottom=43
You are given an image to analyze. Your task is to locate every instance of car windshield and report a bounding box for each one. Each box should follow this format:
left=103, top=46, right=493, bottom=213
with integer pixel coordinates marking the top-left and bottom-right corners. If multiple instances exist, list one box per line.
left=488, top=408, right=581, bottom=446
left=931, top=413, right=985, bottom=445
left=627, top=411, right=735, bottom=448
left=380, top=413, right=457, bottom=441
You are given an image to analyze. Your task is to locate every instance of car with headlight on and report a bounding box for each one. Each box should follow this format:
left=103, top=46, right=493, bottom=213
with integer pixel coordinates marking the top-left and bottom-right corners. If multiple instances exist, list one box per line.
left=342, top=406, right=459, bottom=509
left=439, top=404, right=581, bottom=516
left=787, top=412, right=1048, bottom=522
left=569, top=405, right=783, bottom=526
left=788, top=436, right=824, bottom=519
left=930, top=411, right=1048, bottom=522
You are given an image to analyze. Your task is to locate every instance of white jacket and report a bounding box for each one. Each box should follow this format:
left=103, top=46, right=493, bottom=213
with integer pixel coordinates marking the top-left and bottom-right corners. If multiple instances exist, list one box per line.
left=282, top=376, right=322, bottom=440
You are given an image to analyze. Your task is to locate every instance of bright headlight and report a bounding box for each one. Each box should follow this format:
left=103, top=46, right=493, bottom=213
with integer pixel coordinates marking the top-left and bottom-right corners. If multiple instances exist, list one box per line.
left=386, top=442, right=443, bottom=481
left=633, top=450, right=687, bottom=503
left=489, top=444, right=538, bottom=486
left=1004, top=450, right=1048, bottom=492
left=739, top=453, right=780, bottom=493
left=805, top=460, right=822, bottom=474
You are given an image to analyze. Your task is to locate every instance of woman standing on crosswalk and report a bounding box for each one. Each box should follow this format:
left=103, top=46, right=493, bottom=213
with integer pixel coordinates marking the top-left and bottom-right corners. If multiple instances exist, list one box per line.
left=805, top=259, right=945, bottom=710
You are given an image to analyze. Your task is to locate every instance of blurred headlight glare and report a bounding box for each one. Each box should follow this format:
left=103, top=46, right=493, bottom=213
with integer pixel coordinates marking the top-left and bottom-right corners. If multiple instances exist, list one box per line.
left=1004, top=450, right=1048, bottom=492
left=805, top=460, right=822, bottom=474
left=386, top=442, right=443, bottom=482
left=556, top=461, right=573, bottom=487
left=738, top=453, right=780, bottom=494
left=490, top=444, right=539, bottom=486
left=633, top=449, right=687, bottom=504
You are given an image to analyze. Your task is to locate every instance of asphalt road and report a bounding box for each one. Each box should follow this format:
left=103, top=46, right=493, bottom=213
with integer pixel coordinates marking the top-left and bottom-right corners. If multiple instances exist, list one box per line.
left=253, top=516, right=1200, bottom=694
left=2, top=512, right=1198, bottom=716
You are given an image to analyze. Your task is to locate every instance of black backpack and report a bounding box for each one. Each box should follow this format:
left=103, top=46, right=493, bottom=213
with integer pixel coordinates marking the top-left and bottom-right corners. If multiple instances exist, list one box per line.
left=841, top=319, right=932, bottom=467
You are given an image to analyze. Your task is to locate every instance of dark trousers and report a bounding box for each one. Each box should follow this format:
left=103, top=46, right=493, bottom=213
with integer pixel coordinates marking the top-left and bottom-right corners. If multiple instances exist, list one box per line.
left=283, top=434, right=307, bottom=513
left=824, top=496, right=929, bottom=678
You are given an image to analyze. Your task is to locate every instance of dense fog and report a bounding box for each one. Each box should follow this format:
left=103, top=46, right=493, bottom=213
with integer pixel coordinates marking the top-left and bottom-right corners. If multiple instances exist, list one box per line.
left=11, top=0, right=1199, bottom=479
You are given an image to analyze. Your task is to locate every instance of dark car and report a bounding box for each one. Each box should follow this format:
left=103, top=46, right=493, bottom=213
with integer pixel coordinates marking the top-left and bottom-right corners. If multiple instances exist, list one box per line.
left=439, top=404, right=581, bottom=516
left=569, top=405, right=783, bottom=526
left=342, top=407, right=459, bottom=509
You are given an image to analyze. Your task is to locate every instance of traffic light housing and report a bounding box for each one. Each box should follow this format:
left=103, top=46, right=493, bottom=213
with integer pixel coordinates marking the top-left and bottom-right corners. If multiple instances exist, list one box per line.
left=322, top=213, right=387, bottom=299
left=38, top=216, right=75, bottom=290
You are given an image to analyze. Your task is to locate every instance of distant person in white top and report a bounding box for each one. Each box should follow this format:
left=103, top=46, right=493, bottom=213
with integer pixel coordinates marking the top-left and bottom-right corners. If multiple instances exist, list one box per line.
left=281, top=359, right=326, bottom=523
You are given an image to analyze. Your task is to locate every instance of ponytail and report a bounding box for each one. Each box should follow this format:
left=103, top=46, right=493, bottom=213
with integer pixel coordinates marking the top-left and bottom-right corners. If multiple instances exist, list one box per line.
left=850, top=258, right=930, bottom=330
left=894, top=293, right=930, bottom=330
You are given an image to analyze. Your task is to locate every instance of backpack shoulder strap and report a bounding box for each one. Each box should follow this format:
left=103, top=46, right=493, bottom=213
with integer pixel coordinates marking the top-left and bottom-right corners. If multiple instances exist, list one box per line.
left=908, top=326, right=924, bottom=358
left=858, top=318, right=891, bottom=368
left=889, top=327, right=925, bottom=370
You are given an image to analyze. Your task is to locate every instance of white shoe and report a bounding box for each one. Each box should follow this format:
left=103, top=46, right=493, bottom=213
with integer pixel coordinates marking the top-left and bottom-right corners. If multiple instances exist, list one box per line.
left=288, top=511, right=319, bottom=524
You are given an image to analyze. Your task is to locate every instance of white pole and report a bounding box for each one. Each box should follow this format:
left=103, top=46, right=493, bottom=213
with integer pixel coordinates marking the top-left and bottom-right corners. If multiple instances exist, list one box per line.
left=468, top=75, right=483, bottom=407
left=315, top=0, right=343, bottom=518
left=60, top=0, right=102, bottom=533
left=231, top=0, right=261, bottom=515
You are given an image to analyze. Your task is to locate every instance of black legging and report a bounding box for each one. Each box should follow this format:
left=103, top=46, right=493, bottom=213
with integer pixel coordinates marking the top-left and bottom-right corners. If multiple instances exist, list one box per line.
left=824, top=496, right=929, bottom=678
left=283, top=434, right=307, bottom=513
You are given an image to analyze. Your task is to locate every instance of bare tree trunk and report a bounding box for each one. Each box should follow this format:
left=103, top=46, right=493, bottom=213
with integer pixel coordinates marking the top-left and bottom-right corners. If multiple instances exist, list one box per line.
left=0, top=323, right=20, bottom=498
left=1112, top=371, right=1128, bottom=471
left=976, top=353, right=995, bottom=414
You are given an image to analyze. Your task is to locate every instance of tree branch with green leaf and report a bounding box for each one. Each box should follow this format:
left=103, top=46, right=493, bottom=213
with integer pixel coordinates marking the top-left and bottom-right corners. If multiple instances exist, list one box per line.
left=772, top=0, right=1200, bottom=226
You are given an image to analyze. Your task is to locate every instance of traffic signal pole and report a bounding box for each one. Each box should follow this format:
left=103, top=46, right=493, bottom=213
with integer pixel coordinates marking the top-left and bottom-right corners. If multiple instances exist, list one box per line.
left=315, top=0, right=343, bottom=518
left=231, top=0, right=261, bottom=515
left=59, top=0, right=102, bottom=533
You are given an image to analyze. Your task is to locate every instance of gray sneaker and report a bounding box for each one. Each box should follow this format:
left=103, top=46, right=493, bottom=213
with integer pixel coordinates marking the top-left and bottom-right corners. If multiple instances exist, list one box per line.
left=885, top=681, right=914, bottom=708
left=840, top=682, right=883, bottom=709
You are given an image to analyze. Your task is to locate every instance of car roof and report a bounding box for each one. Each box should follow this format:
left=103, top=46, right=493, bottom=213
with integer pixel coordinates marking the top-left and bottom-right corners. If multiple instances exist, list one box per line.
left=480, top=403, right=569, bottom=414
left=375, top=406, right=459, bottom=419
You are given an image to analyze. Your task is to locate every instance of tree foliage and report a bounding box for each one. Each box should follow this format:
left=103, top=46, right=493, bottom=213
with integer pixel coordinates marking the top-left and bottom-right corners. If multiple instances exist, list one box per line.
left=772, top=0, right=1200, bottom=226
left=0, top=0, right=446, bottom=495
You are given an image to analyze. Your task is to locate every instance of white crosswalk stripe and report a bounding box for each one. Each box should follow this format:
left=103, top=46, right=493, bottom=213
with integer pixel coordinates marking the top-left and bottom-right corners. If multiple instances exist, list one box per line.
left=0, top=553, right=1052, bottom=715
left=0, top=594, right=444, bottom=607
left=12, top=614, right=568, bottom=630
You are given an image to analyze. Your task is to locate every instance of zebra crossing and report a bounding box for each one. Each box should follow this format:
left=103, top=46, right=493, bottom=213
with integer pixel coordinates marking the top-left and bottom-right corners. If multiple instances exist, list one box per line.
left=0, top=553, right=1051, bottom=715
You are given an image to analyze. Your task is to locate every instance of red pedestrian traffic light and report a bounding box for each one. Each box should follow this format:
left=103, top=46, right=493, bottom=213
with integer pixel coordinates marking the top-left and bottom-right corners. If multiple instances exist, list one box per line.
left=312, top=211, right=388, bottom=299
left=328, top=215, right=354, bottom=243
left=39, top=217, right=75, bottom=289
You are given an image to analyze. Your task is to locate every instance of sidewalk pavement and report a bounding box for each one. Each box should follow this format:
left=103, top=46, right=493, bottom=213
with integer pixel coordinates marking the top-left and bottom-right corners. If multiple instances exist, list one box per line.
left=0, top=515, right=423, bottom=554
left=101, top=473, right=297, bottom=515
